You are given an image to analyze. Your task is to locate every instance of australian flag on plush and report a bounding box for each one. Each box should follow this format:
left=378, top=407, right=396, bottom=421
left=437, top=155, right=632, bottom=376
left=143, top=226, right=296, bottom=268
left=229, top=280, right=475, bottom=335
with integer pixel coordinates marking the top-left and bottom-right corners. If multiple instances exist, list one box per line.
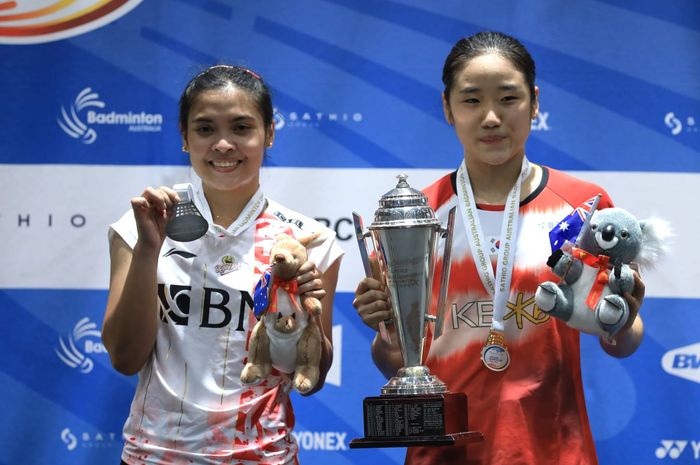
left=253, top=268, right=273, bottom=318
left=549, top=196, right=599, bottom=253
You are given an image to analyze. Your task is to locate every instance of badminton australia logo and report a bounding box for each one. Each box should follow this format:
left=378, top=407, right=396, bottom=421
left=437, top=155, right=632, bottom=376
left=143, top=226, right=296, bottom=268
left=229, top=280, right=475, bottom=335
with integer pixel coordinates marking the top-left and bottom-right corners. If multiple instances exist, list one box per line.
left=55, top=317, right=106, bottom=374
left=58, top=87, right=163, bottom=144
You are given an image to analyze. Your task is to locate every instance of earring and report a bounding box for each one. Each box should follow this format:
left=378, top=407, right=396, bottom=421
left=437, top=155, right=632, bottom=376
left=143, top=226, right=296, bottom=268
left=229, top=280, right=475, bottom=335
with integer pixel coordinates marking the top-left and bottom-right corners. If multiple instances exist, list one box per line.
left=182, top=145, right=188, bottom=153
left=266, top=140, right=273, bottom=148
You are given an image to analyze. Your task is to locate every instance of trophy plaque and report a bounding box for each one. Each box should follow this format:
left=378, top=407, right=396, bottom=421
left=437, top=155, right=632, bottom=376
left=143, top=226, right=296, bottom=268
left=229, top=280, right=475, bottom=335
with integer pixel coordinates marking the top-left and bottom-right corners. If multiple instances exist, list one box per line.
left=349, top=175, right=482, bottom=448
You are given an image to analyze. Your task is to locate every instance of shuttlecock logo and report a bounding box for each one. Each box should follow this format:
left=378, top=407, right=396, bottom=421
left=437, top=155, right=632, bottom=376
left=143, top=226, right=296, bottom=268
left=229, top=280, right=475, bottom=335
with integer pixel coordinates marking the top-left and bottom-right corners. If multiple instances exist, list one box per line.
left=58, top=88, right=105, bottom=144
left=55, top=317, right=103, bottom=374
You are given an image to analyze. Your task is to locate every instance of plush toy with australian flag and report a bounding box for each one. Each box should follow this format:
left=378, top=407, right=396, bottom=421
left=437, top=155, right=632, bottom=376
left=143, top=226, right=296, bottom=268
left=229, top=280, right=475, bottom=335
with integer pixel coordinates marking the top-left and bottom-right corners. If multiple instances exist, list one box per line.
left=535, top=195, right=672, bottom=338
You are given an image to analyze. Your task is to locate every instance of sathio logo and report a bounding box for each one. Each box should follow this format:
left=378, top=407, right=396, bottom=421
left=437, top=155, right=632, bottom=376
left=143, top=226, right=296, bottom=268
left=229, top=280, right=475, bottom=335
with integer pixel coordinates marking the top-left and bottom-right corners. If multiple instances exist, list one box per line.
left=60, top=427, right=120, bottom=451
left=58, top=87, right=163, bottom=144
left=0, top=0, right=143, bottom=45
left=664, top=112, right=697, bottom=136
left=61, top=428, right=78, bottom=451
left=55, top=317, right=106, bottom=374
left=662, top=342, right=700, bottom=384
left=273, top=107, right=363, bottom=131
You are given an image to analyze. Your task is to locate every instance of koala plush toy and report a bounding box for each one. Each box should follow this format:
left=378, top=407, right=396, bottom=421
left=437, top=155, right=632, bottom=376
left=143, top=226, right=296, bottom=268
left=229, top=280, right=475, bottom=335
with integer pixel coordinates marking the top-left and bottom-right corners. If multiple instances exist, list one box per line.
left=535, top=207, right=671, bottom=338
left=240, top=232, right=324, bottom=394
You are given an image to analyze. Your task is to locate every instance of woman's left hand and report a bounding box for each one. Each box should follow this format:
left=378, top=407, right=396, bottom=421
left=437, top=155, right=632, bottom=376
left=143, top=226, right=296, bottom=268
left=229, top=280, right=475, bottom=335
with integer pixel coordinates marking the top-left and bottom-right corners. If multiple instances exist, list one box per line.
left=296, top=261, right=326, bottom=301
left=601, top=270, right=646, bottom=358
left=622, top=271, right=645, bottom=330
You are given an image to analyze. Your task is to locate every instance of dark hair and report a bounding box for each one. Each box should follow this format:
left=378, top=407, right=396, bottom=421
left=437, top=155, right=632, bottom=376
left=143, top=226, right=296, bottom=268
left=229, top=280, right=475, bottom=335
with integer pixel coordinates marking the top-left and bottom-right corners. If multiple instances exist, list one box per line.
left=442, top=31, right=536, bottom=107
left=178, top=64, right=273, bottom=134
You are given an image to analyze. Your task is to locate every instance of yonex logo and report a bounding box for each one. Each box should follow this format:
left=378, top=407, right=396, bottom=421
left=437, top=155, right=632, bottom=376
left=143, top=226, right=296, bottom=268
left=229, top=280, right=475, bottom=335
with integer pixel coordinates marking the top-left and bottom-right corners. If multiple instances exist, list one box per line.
left=661, top=342, right=700, bottom=384
left=58, top=88, right=105, bottom=144
left=55, top=317, right=103, bottom=374
left=531, top=110, right=550, bottom=131
left=655, top=440, right=700, bottom=460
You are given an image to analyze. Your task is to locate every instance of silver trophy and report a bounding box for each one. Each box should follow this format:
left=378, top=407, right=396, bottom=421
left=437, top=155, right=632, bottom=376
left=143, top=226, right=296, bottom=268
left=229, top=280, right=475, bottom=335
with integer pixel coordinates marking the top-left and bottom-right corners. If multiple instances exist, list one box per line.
left=353, top=174, right=456, bottom=396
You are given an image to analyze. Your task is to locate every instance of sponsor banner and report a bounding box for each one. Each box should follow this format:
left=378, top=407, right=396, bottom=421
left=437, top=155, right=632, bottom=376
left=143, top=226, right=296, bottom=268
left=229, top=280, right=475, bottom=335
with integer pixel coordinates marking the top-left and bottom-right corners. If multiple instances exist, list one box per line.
left=0, top=165, right=696, bottom=297
left=2, top=290, right=699, bottom=465
left=58, top=87, right=163, bottom=144
left=655, top=440, right=700, bottom=461
left=662, top=342, right=700, bottom=385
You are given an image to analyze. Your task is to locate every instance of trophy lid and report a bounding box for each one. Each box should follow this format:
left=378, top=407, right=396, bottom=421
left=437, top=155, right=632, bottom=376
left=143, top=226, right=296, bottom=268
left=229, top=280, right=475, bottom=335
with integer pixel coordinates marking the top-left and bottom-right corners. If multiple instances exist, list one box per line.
left=370, top=174, right=439, bottom=228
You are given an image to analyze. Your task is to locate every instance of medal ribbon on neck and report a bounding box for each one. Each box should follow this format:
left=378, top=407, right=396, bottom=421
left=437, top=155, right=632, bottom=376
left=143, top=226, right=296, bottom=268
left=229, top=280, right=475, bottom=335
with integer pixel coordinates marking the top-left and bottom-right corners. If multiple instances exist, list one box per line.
left=456, top=157, right=531, bottom=335
left=227, top=189, right=266, bottom=237
left=193, top=179, right=266, bottom=238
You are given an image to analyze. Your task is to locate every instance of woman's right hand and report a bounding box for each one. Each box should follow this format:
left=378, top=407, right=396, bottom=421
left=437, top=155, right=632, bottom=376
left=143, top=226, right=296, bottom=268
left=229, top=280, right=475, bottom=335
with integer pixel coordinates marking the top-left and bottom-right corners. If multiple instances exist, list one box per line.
left=130, top=186, right=180, bottom=251
left=353, top=277, right=392, bottom=331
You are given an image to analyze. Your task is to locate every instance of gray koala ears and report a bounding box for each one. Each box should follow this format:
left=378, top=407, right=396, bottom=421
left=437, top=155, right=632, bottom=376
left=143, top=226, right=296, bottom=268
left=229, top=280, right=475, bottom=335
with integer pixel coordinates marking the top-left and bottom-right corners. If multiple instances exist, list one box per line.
left=637, top=217, right=674, bottom=269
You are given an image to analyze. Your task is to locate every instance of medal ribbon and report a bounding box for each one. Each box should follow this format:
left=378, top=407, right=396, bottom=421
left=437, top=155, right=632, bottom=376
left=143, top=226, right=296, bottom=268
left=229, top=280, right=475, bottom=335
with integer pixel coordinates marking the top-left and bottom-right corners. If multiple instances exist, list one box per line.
left=571, top=247, right=610, bottom=309
left=192, top=176, right=267, bottom=238
left=226, top=188, right=266, bottom=237
left=456, top=157, right=531, bottom=333
left=268, top=275, right=303, bottom=313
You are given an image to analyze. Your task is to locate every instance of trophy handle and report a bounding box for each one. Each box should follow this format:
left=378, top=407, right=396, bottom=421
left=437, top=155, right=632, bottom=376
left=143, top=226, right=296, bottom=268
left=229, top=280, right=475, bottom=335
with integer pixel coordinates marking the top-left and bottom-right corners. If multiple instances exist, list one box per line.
left=433, top=206, right=456, bottom=339
left=352, top=212, right=391, bottom=343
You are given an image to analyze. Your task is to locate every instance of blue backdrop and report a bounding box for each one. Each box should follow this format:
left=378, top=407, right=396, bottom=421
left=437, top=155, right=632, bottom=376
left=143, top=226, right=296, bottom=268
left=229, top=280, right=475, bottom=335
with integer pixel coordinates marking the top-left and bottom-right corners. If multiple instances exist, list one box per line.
left=1, top=1, right=699, bottom=464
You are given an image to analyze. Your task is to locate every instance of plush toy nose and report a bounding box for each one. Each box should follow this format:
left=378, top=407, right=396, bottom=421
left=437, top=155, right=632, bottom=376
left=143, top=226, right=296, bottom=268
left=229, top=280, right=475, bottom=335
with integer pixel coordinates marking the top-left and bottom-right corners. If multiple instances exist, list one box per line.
left=602, top=224, right=615, bottom=242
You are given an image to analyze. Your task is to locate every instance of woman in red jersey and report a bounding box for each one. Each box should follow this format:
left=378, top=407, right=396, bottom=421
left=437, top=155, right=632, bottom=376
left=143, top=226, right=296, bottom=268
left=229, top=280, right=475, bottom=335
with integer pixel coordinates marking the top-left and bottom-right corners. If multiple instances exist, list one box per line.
left=353, top=31, right=644, bottom=465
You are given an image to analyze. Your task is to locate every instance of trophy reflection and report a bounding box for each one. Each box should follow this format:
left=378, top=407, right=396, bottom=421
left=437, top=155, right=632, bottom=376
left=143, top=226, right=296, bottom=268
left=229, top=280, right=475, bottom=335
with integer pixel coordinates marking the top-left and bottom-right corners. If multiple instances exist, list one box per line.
left=349, top=175, right=481, bottom=448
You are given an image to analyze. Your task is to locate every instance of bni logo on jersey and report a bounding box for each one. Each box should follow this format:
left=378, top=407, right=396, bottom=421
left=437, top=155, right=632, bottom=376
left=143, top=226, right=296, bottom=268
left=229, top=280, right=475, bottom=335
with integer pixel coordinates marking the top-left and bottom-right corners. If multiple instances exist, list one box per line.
left=0, top=1, right=143, bottom=45
left=55, top=317, right=106, bottom=374
left=58, top=87, right=163, bottom=144
left=661, top=342, right=700, bottom=384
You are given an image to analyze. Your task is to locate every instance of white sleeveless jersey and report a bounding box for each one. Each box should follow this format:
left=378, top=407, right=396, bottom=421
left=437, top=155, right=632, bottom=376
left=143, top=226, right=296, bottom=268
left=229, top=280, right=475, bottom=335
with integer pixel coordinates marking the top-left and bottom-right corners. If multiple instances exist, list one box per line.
left=109, top=182, right=344, bottom=465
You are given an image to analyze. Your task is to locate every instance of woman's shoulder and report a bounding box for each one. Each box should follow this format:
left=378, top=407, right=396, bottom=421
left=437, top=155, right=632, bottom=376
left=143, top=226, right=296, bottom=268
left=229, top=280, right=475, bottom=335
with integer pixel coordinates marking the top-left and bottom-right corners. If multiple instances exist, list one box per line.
left=422, top=170, right=457, bottom=211
left=108, top=208, right=138, bottom=248
left=262, top=198, right=345, bottom=271
left=541, top=165, right=613, bottom=208
left=262, top=198, right=336, bottom=239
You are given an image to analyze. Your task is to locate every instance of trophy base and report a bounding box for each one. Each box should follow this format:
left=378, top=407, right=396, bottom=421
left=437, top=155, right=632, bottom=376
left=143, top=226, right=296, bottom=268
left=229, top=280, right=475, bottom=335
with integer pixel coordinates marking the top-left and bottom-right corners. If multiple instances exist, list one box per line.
left=350, top=392, right=481, bottom=448
left=349, top=431, right=483, bottom=448
left=381, top=365, right=447, bottom=395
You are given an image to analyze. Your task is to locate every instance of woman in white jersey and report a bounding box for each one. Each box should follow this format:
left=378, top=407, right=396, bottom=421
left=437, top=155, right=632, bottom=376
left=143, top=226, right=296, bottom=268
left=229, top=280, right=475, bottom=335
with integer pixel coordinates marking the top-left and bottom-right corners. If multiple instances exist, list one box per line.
left=103, top=65, right=344, bottom=465
left=353, top=32, right=645, bottom=465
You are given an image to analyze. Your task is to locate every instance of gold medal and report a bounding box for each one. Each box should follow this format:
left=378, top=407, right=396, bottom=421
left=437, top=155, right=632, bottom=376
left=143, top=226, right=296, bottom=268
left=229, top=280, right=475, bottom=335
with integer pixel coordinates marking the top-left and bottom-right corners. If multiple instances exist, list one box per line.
left=481, top=330, right=510, bottom=372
